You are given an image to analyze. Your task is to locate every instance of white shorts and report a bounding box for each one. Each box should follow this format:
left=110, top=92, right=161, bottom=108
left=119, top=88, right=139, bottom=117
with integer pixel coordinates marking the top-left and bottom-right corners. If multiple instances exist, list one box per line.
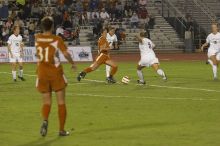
left=207, top=48, right=220, bottom=60
left=9, top=53, right=23, bottom=63
left=139, top=54, right=159, bottom=67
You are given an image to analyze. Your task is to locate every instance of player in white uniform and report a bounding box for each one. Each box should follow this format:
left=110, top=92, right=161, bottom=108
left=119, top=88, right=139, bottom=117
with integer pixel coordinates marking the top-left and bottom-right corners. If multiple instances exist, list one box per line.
left=7, top=26, right=25, bottom=82
left=201, top=23, right=220, bottom=80
left=105, top=27, right=119, bottom=78
left=136, top=32, right=167, bottom=84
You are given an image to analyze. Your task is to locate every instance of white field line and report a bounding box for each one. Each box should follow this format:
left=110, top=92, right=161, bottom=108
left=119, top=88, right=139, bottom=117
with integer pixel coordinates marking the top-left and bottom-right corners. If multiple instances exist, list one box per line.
left=69, top=93, right=218, bottom=101
left=1, top=72, right=220, bottom=93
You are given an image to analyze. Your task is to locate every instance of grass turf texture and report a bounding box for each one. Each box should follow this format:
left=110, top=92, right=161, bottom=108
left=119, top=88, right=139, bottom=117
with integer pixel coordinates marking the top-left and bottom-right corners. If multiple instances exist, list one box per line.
left=0, top=61, right=220, bottom=146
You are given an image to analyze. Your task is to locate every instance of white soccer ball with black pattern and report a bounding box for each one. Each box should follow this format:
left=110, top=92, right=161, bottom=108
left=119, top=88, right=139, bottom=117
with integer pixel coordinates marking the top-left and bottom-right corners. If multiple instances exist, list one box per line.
left=121, top=76, right=130, bottom=84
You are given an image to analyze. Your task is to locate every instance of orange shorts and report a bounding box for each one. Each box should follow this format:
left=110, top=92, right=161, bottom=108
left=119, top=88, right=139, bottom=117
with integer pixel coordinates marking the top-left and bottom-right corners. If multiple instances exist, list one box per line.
left=36, top=74, right=67, bottom=93
left=95, top=53, right=110, bottom=64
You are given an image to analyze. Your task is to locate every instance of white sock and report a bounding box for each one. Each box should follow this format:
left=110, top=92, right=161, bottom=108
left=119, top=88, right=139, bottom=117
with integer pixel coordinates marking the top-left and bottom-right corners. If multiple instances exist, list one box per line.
left=12, top=71, right=16, bottom=79
left=137, top=70, right=144, bottom=82
left=106, top=65, right=111, bottom=77
left=208, top=60, right=218, bottom=78
left=213, top=65, right=218, bottom=78
left=19, top=69, right=23, bottom=77
left=157, top=69, right=165, bottom=77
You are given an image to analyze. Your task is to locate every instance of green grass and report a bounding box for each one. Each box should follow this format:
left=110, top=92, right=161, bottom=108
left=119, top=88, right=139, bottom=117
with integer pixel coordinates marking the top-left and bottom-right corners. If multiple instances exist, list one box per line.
left=0, top=61, right=220, bottom=146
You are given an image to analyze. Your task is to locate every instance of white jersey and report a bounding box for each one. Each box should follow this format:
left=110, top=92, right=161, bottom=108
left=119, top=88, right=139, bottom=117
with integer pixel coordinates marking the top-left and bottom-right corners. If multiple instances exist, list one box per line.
left=138, top=38, right=159, bottom=67
left=139, top=38, right=155, bottom=58
left=206, top=32, right=220, bottom=51
left=106, top=33, right=117, bottom=47
left=7, top=34, right=23, bottom=54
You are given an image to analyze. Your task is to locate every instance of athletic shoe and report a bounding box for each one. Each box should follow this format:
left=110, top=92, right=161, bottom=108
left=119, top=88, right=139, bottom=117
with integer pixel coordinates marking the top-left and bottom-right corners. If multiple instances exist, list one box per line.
left=137, top=80, right=146, bottom=85
left=163, top=74, right=167, bottom=81
left=13, top=79, right=17, bottom=82
left=106, top=76, right=116, bottom=84
left=40, top=120, right=48, bottom=137
left=18, top=76, right=25, bottom=81
left=77, top=72, right=86, bottom=82
left=59, top=130, right=70, bottom=136
left=214, top=77, right=218, bottom=81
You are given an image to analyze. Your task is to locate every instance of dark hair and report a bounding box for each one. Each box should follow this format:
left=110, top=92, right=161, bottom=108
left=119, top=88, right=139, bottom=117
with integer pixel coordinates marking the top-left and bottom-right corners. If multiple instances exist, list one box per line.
left=41, top=17, right=54, bottom=31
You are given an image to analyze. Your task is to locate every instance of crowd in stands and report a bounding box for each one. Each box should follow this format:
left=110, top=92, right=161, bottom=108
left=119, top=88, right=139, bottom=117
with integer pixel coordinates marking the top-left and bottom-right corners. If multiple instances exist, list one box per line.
left=0, top=0, right=155, bottom=47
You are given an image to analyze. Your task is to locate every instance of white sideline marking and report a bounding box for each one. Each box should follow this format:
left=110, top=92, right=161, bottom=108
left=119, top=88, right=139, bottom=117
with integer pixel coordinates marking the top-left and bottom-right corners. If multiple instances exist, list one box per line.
left=71, top=93, right=218, bottom=101
left=1, top=72, right=220, bottom=93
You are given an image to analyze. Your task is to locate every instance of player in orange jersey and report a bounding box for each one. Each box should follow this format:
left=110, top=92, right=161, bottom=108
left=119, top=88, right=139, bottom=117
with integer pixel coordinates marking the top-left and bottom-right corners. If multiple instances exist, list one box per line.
left=77, top=28, right=118, bottom=83
left=35, top=17, right=76, bottom=137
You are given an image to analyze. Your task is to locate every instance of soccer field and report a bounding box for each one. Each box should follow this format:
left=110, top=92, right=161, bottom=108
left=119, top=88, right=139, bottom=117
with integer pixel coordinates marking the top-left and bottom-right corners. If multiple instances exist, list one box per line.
left=0, top=61, right=220, bottom=146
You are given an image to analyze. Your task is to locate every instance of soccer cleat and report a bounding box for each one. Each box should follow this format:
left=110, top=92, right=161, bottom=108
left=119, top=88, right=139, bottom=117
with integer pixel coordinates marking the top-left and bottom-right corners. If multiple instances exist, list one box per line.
left=214, top=77, right=218, bottom=81
left=77, top=72, right=86, bottom=82
left=163, top=74, right=167, bottom=81
left=137, top=80, right=146, bottom=85
left=59, top=130, right=70, bottom=136
left=18, top=76, right=25, bottom=81
left=40, top=120, right=48, bottom=137
left=13, top=79, right=17, bottom=82
left=106, top=76, right=116, bottom=84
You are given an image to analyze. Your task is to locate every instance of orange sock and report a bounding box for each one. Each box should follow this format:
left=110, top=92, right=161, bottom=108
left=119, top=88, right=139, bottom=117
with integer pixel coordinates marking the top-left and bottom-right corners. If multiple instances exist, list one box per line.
left=42, top=104, right=51, bottom=121
left=84, top=67, right=93, bottom=73
left=58, top=104, right=67, bottom=131
left=110, top=66, right=118, bottom=76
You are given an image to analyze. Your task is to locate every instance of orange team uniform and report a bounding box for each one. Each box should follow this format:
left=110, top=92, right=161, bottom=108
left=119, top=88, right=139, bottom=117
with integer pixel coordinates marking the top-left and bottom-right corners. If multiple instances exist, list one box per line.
left=95, top=36, right=111, bottom=64
left=35, top=34, right=68, bottom=93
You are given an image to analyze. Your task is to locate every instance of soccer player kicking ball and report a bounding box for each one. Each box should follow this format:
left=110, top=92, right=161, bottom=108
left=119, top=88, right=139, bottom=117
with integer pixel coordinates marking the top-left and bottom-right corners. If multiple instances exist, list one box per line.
left=136, top=32, right=167, bottom=85
left=201, top=23, right=220, bottom=80
left=35, top=17, right=77, bottom=136
left=77, top=28, right=118, bottom=83
left=7, top=26, right=25, bottom=82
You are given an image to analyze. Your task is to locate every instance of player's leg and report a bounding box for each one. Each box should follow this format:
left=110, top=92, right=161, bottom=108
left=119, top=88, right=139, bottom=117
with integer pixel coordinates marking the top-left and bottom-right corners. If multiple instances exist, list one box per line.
left=137, top=65, right=146, bottom=84
left=77, top=61, right=101, bottom=81
left=11, top=62, right=17, bottom=81
left=18, top=60, right=25, bottom=81
left=77, top=53, right=107, bottom=81
left=209, top=55, right=218, bottom=80
left=105, top=59, right=118, bottom=83
left=55, top=89, right=69, bottom=136
left=152, top=63, right=167, bottom=80
left=40, top=92, right=52, bottom=137
left=105, top=65, right=111, bottom=78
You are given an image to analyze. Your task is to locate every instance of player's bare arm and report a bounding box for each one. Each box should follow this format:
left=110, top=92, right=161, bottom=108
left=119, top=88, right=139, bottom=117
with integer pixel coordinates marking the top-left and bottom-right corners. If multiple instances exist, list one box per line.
left=201, top=43, right=208, bottom=51
left=63, top=51, right=77, bottom=71
left=7, top=44, right=13, bottom=58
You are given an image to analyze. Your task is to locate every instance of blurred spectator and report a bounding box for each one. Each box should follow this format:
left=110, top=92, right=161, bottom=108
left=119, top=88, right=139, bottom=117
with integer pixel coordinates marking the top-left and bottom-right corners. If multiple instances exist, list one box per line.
left=56, top=25, right=64, bottom=38
left=10, top=10, right=17, bottom=20
left=138, top=7, right=148, bottom=25
left=89, top=0, right=98, bottom=11
left=0, top=1, right=9, bottom=19
left=5, top=17, right=13, bottom=29
left=139, top=0, right=147, bottom=7
left=115, top=2, right=124, bottom=21
left=148, top=15, right=155, bottom=29
left=28, top=20, right=35, bottom=46
left=31, top=3, right=40, bottom=18
left=130, top=12, right=139, bottom=28
left=186, top=16, right=193, bottom=31
left=115, top=24, right=126, bottom=43
left=1, top=26, right=9, bottom=42
left=72, top=27, right=80, bottom=45
left=100, top=8, right=109, bottom=21
left=14, top=17, right=25, bottom=28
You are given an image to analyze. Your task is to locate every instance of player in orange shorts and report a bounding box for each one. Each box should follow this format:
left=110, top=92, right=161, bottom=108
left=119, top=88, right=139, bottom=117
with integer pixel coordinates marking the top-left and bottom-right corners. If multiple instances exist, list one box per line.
left=35, top=17, right=77, bottom=136
left=77, top=28, right=118, bottom=83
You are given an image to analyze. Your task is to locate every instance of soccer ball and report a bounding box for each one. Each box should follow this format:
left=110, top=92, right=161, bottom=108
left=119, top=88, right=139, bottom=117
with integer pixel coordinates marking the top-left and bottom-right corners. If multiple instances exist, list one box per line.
left=121, top=76, right=130, bottom=84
